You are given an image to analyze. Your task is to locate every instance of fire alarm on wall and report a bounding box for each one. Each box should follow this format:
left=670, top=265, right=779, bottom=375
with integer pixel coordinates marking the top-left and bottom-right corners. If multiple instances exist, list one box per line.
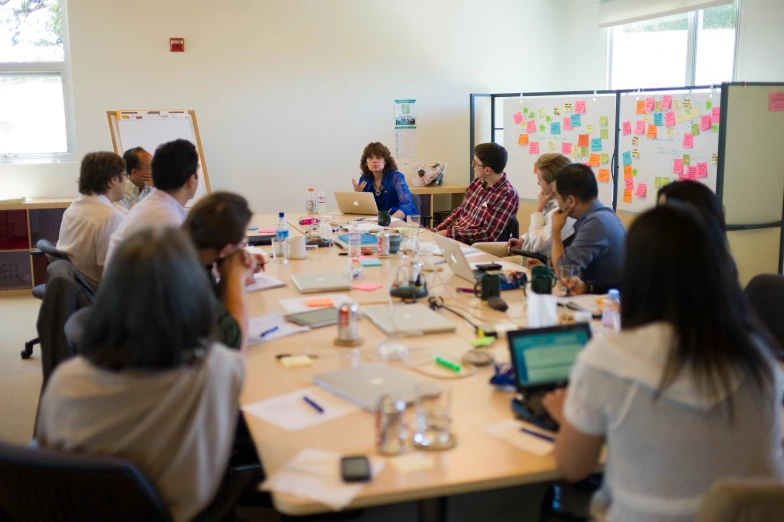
left=170, top=38, right=184, bottom=52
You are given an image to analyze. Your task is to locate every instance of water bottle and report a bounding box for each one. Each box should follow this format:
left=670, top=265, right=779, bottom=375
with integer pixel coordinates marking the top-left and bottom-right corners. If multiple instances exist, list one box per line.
left=305, top=188, right=317, bottom=215
left=601, top=289, right=621, bottom=332
left=317, top=190, right=327, bottom=214
left=275, top=212, right=289, bottom=241
left=347, top=222, right=363, bottom=279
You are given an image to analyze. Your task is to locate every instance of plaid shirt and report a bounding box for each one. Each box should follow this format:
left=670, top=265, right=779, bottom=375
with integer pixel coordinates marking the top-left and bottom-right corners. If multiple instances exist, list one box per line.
left=436, top=173, right=519, bottom=244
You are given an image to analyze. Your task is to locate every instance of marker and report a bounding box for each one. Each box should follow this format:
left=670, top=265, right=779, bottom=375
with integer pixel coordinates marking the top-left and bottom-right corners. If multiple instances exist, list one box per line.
left=520, top=427, right=555, bottom=443
left=303, top=395, right=324, bottom=414
left=456, top=287, right=475, bottom=293
left=260, top=326, right=279, bottom=338
left=435, top=357, right=461, bottom=373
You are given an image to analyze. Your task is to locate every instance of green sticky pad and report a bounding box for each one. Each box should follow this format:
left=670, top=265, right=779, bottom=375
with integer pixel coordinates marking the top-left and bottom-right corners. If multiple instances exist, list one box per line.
left=359, top=258, right=382, bottom=267
left=472, top=336, right=495, bottom=348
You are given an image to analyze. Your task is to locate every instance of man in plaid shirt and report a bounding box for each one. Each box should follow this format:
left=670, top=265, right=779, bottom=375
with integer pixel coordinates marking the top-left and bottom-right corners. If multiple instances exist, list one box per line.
left=435, top=143, right=519, bottom=244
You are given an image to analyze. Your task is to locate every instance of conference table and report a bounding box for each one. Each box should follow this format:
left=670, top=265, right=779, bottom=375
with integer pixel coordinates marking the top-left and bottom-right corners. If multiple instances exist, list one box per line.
left=241, top=214, right=578, bottom=519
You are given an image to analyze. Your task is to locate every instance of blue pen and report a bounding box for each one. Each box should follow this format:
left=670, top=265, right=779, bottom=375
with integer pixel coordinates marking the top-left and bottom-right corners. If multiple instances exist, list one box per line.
left=302, top=395, right=324, bottom=414
left=520, top=427, right=555, bottom=443
left=260, top=326, right=279, bottom=338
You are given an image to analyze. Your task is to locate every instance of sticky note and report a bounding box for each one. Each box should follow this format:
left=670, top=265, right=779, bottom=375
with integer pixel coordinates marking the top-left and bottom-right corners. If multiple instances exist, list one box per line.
left=600, top=129, right=609, bottom=139
left=280, top=355, right=313, bottom=368
left=665, top=111, right=676, bottom=126
left=625, top=177, right=634, bottom=190
left=662, top=95, right=673, bottom=109
left=353, top=283, right=383, bottom=291
left=683, top=133, right=694, bottom=149
left=598, top=169, right=610, bottom=182
left=631, top=136, right=639, bottom=146
left=643, top=114, right=650, bottom=123
left=697, top=162, right=708, bottom=178
left=673, top=159, right=684, bottom=174
left=711, top=106, right=721, bottom=123
left=622, top=121, right=632, bottom=135
left=359, top=258, right=383, bottom=267
left=712, top=124, right=719, bottom=134
left=563, top=117, right=573, bottom=131
left=577, top=134, right=589, bottom=147
left=700, top=114, right=711, bottom=131
left=666, top=128, right=675, bottom=138
left=306, top=298, right=334, bottom=307
left=570, top=114, right=582, bottom=127
left=575, top=100, right=586, bottom=113
left=676, top=113, right=684, bottom=125
left=623, top=164, right=632, bottom=178
left=770, top=92, right=784, bottom=111
left=564, top=102, right=573, bottom=113
left=553, top=107, right=561, bottom=116
left=632, top=148, right=640, bottom=159
left=599, top=116, right=608, bottom=126
left=684, top=98, right=692, bottom=110
left=653, top=112, right=664, bottom=126
left=632, top=168, right=638, bottom=177
left=581, top=147, right=589, bottom=157
left=538, top=108, right=546, bottom=119
left=588, top=153, right=600, bottom=166
left=635, top=121, right=646, bottom=134
left=522, top=107, right=529, bottom=115
left=674, top=99, right=682, bottom=110
left=561, top=142, right=572, bottom=154
left=690, top=107, right=701, bottom=119
left=654, top=177, right=662, bottom=188
left=661, top=177, right=670, bottom=187
left=591, top=138, right=602, bottom=152
left=687, top=166, right=698, bottom=181
left=705, top=100, right=713, bottom=110
left=646, top=124, right=657, bottom=139
left=550, top=122, right=561, bottom=135
left=635, top=183, right=647, bottom=197
left=513, top=112, right=524, bottom=126
left=529, top=142, right=539, bottom=154
left=644, top=98, right=655, bottom=111
left=517, top=134, right=529, bottom=145
left=539, top=124, right=546, bottom=132
left=586, top=124, right=594, bottom=134
left=600, top=153, right=609, bottom=163
left=526, top=120, right=536, bottom=133
left=548, top=141, right=556, bottom=151
left=636, top=100, right=645, bottom=114
left=622, top=151, right=632, bottom=166
left=655, top=101, right=662, bottom=112
left=623, top=189, right=632, bottom=204
left=683, top=154, right=691, bottom=166
left=692, top=123, right=700, bottom=135
left=679, top=172, right=689, bottom=181
left=712, top=153, right=719, bottom=164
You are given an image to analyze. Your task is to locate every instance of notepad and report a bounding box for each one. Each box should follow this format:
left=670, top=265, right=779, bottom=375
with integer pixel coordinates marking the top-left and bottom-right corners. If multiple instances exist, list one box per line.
left=359, top=258, right=382, bottom=267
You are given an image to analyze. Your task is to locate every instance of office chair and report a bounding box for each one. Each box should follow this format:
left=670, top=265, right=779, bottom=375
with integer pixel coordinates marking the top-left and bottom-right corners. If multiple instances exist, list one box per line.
left=22, top=240, right=68, bottom=360
left=411, top=193, right=433, bottom=228
left=697, top=479, right=784, bottom=522
left=744, top=274, right=784, bottom=353
left=510, top=234, right=577, bottom=267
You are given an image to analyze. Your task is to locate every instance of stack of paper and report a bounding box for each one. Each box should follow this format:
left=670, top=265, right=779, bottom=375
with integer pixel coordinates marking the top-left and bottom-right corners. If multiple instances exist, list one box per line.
left=483, top=419, right=554, bottom=456
left=242, top=386, right=359, bottom=431
left=245, top=273, right=285, bottom=292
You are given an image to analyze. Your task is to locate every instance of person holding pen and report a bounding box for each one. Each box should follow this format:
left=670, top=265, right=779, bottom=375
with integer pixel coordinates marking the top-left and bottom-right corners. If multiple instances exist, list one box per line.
left=351, top=142, right=417, bottom=220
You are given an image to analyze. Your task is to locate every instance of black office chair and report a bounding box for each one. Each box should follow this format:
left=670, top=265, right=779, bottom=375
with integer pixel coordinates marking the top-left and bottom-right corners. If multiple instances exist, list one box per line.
left=496, top=216, right=520, bottom=243
left=0, top=441, right=260, bottom=522
left=510, top=234, right=577, bottom=266
left=410, top=193, right=433, bottom=228
left=744, top=274, right=784, bottom=357
left=22, top=240, right=69, bottom=360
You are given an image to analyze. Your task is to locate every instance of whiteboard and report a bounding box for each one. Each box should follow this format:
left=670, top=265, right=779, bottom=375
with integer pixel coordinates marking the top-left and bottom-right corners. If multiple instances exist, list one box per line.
left=616, top=89, right=721, bottom=213
left=503, top=95, right=617, bottom=207
left=106, top=110, right=211, bottom=206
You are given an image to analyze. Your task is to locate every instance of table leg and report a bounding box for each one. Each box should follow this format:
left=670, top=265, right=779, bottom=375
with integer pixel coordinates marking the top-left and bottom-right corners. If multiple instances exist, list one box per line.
left=417, top=497, right=447, bottom=522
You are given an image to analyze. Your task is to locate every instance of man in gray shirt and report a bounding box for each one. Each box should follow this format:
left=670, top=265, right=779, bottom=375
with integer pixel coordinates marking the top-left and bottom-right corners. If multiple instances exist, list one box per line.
left=549, top=164, right=626, bottom=294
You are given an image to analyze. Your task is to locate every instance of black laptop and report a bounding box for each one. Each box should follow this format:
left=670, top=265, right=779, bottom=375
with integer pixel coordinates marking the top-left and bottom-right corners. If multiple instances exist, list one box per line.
left=507, top=324, right=592, bottom=432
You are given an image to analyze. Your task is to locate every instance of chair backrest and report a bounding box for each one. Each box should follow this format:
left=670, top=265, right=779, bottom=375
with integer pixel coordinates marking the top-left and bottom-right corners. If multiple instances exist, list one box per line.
left=0, top=442, right=171, bottom=522
left=744, top=274, right=784, bottom=352
left=64, top=307, right=90, bottom=351
left=36, top=240, right=69, bottom=264
left=496, top=216, right=520, bottom=242
left=696, top=479, right=784, bottom=522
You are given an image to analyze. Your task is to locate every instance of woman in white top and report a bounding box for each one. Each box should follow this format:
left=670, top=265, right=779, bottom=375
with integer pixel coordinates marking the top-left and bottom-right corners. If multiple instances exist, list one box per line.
left=37, top=226, right=252, bottom=522
left=543, top=204, right=784, bottom=522
left=474, top=153, right=575, bottom=261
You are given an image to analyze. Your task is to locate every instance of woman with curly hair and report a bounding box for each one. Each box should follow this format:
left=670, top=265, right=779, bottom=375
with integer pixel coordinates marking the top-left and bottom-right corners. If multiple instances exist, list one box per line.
left=351, top=142, right=417, bottom=220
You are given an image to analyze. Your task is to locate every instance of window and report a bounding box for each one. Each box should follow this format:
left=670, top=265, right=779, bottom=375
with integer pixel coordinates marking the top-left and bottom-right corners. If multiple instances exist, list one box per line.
left=609, top=3, right=737, bottom=89
left=0, top=0, right=73, bottom=162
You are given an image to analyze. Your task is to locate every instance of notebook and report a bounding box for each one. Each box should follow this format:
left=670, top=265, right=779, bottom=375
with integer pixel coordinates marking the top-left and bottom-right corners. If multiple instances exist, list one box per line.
left=290, top=273, right=352, bottom=294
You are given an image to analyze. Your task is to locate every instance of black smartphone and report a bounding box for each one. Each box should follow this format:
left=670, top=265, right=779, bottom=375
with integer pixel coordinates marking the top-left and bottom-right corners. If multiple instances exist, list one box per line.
left=476, top=263, right=503, bottom=271
left=340, top=455, right=371, bottom=483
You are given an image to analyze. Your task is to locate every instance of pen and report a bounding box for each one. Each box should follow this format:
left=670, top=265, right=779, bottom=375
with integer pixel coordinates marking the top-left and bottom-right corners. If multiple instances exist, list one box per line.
left=520, top=427, right=555, bottom=443
left=260, top=326, right=279, bottom=338
left=302, top=395, right=324, bottom=414
left=435, top=357, right=461, bottom=373
left=456, top=287, right=475, bottom=293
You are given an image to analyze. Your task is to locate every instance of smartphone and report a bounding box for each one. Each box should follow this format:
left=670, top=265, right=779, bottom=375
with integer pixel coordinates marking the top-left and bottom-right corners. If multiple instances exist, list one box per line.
left=476, top=263, right=503, bottom=271
left=340, top=456, right=371, bottom=483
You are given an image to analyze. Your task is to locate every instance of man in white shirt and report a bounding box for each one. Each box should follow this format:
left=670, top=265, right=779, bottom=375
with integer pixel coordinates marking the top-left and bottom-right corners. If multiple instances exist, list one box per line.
left=56, top=152, right=127, bottom=289
left=114, top=147, right=154, bottom=213
left=105, top=139, right=200, bottom=265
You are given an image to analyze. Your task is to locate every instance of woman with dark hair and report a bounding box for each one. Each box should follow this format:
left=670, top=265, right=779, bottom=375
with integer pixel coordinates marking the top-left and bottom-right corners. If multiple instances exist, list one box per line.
left=657, top=180, right=726, bottom=231
left=542, top=204, right=784, bottom=522
left=36, top=227, right=250, bottom=522
left=351, top=142, right=417, bottom=219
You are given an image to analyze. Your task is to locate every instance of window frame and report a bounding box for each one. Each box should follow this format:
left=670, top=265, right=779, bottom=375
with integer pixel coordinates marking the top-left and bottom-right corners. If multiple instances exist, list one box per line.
left=0, top=0, right=76, bottom=164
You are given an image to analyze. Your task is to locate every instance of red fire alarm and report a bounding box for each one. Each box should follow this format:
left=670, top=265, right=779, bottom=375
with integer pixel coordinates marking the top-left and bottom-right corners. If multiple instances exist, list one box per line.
left=170, top=38, right=184, bottom=52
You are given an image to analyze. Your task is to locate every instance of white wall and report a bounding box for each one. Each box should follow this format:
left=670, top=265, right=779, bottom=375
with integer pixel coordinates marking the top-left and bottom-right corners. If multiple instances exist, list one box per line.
left=735, top=0, right=784, bottom=81
left=1, top=0, right=575, bottom=212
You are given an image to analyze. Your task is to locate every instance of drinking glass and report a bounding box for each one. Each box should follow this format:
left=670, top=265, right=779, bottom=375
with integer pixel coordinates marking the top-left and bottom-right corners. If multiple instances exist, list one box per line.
left=559, top=264, right=581, bottom=296
left=413, top=383, right=455, bottom=450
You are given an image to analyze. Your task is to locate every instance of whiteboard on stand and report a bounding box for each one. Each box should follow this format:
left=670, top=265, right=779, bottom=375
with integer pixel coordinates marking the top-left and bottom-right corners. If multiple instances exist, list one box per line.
left=106, top=110, right=212, bottom=206
left=616, top=89, right=721, bottom=213
left=503, top=95, right=617, bottom=208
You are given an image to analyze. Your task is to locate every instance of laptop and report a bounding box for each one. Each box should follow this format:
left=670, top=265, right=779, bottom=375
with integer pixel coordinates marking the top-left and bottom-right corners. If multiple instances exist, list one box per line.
left=362, top=303, right=457, bottom=336
left=432, top=234, right=484, bottom=283
left=507, top=324, right=592, bottom=432
left=290, top=273, right=352, bottom=294
left=246, top=229, right=276, bottom=246
left=334, top=192, right=379, bottom=215
left=313, top=363, right=442, bottom=410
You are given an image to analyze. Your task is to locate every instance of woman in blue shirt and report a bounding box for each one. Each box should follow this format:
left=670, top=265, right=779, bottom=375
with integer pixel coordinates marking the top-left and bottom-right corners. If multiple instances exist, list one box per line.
left=351, top=142, right=417, bottom=219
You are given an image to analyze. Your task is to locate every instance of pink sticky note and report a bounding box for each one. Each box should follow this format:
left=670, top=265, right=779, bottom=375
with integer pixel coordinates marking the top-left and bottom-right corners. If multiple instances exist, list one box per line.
left=526, top=120, right=536, bottom=133
left=665, top=111, right=676, bottom=127
left=700, top=114, right=712, bottom=131
left=561, top=143, right=572, bottom=154
left=673, top=159, right=684, bottom=174
left=770, top=92, right=784, bottom=111
left=353, top=283, right=383, bottom=291
left=575, top=100, right=586, bottom=114
left=563, top=117, right=573, bottom=131
left=622, top=121, right=632, bottom=135
left=697, top=162, right=708, bottom=178
left=683, top=133, right=694, bottom=149
left=711, top=106, right=721, bottom=123
left=513, top=112, right=524, bottom=126
left=624, top=177, right=634, bottom=190
left=634, top=121, right=646, bottom=134
left=529, top=142, right=539, bottom=154
left=687, top=166, right=698, bottom=180
left=644, top=98, right=655, bottom=111
left=679, top=173, right=688, bottom=181
left=661, top=95, right=673, bottom=109
left=635, top=183, right=647, bottom=197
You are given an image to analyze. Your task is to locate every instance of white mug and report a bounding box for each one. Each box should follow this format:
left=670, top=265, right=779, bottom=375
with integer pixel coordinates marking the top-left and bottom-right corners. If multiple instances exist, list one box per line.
left=288, top=236, right=307, bottom=260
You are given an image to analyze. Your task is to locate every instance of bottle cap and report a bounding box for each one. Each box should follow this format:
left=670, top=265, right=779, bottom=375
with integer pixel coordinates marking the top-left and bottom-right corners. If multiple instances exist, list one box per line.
left=608, top=289, right=620, bottom=298
left=308, top=187, right=314, bottom=191
left=278, top=212, right=284, bottom=217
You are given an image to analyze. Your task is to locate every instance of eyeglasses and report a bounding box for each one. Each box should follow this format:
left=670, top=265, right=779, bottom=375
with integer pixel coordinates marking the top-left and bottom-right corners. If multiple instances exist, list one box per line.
left=471, top=160, right=485, bottom=168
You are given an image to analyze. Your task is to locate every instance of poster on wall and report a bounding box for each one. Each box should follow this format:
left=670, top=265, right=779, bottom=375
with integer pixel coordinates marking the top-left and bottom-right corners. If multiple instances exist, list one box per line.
left=394, top=99, right=417, bottom=158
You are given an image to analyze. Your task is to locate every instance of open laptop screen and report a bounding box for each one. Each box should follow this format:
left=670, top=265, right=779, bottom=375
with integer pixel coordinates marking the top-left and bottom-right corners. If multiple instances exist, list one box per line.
left=507, top=325, right=591, bottom=389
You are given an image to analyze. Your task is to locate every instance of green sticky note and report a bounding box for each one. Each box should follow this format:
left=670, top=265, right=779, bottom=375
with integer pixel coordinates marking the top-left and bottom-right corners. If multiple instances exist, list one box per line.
left=692, top=123, right=700, bottom=135
left=581, top=147, right=589, bottom=156
left=472, top=336, right=495, bottom=348
left=683, top=154, right=691, bottom=166
left=654, top=177, right=661, bottom=188
left=712, top=123, right=719, bottom=133
left=632, top=168, right=638, bottom=177
left=539, top=124, right=546, bottom=132
left=600, top=153, right=609, bottom=163
left=599, top=116, right=608, bottom=126
left=523, top=107, right=529, bottom=114
left=661, top=177, right=670, bottom=186
left=545, top=115, right=552, bottom=123
left=600, top=129, right=609, bottom=139
left=705, top=100, right=713, bottom=110
left=655, top=101, right=662, bottom=112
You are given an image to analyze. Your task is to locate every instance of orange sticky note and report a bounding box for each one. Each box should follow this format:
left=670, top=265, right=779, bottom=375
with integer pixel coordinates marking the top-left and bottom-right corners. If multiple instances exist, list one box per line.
left=636, top=100, right=645, bottom=114
left=623, top=189, right=632, bottom=203
left=517, top=134, right=529, bottom=145
left=588, top=153, right=600, bottom=167
left=577, top=134, right=589, bottom=147
left=305, top=298, right=334, bottom=307
left=623, top=164, right=632, bottom=178
left=597, top=169, right=610, bottom=182
left=646, top=124, right=657, bottom=139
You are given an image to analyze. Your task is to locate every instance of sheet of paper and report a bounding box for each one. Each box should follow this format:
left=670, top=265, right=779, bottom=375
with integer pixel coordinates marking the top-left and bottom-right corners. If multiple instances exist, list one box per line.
left=484, top=419, right=555, bottom=456
left=280, top=294, right=353, bottom=314
left=247, top=312, right=310, bottom=345
left=245, top=273, right=285, bottom=292
left=243, top=387, right=359, bottom=432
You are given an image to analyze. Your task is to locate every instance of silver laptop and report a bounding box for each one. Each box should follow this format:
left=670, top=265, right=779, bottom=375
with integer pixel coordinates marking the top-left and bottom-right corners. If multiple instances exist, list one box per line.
left=291, top=273, right=352, bottom=294
left=334, top=192, right=379, bottom=215
left=432, top=234, right=482, bottom=283
left=362, top=303, right=457, bottom=336
left=313, top=363, right=442, bottom=410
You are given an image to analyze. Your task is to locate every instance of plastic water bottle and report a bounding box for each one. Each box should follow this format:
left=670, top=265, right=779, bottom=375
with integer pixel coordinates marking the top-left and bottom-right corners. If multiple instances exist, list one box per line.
left=601, top=289, right=621, bottom=332
left=305, top=188, right=317, bottom=215
left=347, top=222, right=363, bottom=279
left=317, top=190, right=327, bottom=214
left=275, top=212, right=289, bottom=241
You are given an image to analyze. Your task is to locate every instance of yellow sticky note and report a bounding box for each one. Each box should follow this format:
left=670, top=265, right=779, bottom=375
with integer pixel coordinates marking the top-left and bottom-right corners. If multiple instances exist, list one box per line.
left=586, top=124, right=594, bottom=134
left=655, top=101, right=662, bottom=112
left=564, top=102, right=573, bottom=113
left=666, top=128, right=675, bottom=138
left=676, top=113, right=684, bottom=125
left=643, top=114, right=650, bottom=123
left=599, top=116, right=608, bottom=126
left=538, top=108, right=546, bottom=118
left=623, top=189, right=633, bottom=203
left=600, top=129, right=609, bottom=139
left=632, top=148, right=640, bottom=159
left=581, top=146, right=589, bottom=156
left=631, top=136, right=639, bottom=146
left=690, top=107, right=701, bottom=119
left=600, top=153, right=609, bottom=163
left=280, top=355, right=314, bottom=368
left=712, top=153, right=719, bottom=164
left=553, top=107, right=561, bottom=116
left=684, top=98, right=692, bottom=110
left=674, top=99, right=682, bottom=110
left=548, top=141, right=556, bottom=151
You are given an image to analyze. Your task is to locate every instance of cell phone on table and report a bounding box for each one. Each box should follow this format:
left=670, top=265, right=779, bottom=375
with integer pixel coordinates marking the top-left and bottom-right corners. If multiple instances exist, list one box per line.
left=340, top=455, right=371, bottom=483
left=475, top=263, right=503, bottom=271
